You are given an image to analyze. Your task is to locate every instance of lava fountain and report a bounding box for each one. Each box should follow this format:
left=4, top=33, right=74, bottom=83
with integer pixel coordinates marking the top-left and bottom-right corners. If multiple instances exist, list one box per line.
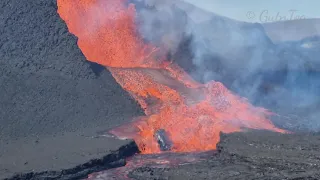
left=57, top=0, right=285, bottom=154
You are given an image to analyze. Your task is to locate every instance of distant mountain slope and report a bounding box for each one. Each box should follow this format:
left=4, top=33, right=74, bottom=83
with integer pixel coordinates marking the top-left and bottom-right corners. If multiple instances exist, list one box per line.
left=132, top=0, right=277, bottom=80
left=263, top=18, right=320, bottom=43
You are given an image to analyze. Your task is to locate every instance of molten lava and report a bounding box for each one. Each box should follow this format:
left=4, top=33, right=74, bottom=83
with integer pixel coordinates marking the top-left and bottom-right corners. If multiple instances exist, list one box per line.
left=57, top=0, right=285, bottom=154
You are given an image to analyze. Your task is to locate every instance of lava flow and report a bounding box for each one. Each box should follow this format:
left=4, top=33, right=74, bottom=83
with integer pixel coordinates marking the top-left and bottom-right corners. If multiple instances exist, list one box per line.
left=57, top=0, right=285, bottom=154
left=87, top=151, right=216, bottom=179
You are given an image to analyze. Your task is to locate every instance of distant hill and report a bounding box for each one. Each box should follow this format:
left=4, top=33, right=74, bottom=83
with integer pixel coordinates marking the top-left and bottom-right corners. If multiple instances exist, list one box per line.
left=263, top=18, right=320, bottom=43
left=132, top=0, right=277, bottom=80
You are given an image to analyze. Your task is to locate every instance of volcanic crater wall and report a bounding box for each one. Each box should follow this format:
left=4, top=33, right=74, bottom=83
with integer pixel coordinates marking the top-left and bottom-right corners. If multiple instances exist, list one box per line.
left=0, top=0, right=145, bottom=178
left=0, top=0, right=144, bottom=141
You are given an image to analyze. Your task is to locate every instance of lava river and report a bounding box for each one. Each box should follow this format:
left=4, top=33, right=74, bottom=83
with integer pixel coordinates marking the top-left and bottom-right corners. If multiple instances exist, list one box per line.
left=57, top=0, right=285, bottom=154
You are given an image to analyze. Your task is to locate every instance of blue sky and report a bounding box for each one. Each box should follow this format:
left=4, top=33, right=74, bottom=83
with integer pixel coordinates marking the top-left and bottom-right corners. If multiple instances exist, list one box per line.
left=183, top=0, right=320, bottom=23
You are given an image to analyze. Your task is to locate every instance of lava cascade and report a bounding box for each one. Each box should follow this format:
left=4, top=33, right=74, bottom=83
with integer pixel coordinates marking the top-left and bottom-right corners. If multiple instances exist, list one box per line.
left=57, top=0, right=285, bottom=154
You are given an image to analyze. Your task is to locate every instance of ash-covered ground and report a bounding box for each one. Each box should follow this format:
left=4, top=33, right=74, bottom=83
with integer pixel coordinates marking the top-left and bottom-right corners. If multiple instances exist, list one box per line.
left=1, top=0, right=320, bottom=179
left=0, top=0, right=143, bottom=179
left=129, top=131, right=320, bottom=180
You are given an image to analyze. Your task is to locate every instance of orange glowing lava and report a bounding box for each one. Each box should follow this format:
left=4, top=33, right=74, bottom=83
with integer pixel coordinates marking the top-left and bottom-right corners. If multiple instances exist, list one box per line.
left=57, top=0, right=285, bottom=154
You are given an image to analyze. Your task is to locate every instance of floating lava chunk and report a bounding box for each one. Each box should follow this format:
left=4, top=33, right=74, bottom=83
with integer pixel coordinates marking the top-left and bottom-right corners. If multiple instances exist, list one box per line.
left=57, top=0, right=285, bottom=154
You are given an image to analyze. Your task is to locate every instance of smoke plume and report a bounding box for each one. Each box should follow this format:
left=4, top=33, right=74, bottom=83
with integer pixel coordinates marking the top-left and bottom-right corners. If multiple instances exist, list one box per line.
left=130, top=0, right=320, bottom=132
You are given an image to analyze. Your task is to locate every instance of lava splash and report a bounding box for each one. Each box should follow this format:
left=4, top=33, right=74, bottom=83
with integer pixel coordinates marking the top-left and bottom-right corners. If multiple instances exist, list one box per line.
left=57, top=0, right=285, bottom=154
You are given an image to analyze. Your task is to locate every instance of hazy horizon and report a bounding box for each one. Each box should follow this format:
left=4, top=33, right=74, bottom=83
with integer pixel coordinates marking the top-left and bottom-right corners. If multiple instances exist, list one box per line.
left=183, top=0, right=320, bottom=23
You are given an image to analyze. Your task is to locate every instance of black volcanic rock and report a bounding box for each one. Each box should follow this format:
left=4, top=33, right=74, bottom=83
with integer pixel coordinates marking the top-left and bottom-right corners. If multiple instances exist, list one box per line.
left=0, top=0, right=144, bottom=141
left=0, top=0, right=143, bottom=178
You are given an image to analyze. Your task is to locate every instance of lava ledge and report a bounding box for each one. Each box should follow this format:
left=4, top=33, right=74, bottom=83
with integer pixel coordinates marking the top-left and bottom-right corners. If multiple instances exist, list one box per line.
left=5, top=141, right=139, bottom=180
left=129, top=131, right=320, bottom=180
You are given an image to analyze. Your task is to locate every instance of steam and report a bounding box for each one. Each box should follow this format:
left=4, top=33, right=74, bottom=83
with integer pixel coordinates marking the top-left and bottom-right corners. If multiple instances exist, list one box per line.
left=130, top=0, right=320, bottom=132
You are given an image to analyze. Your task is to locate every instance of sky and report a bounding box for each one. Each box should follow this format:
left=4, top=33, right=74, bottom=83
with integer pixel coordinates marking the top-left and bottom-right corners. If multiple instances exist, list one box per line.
left=183, top=0, right=320, bottom=23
